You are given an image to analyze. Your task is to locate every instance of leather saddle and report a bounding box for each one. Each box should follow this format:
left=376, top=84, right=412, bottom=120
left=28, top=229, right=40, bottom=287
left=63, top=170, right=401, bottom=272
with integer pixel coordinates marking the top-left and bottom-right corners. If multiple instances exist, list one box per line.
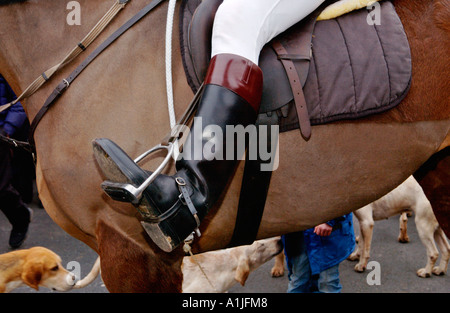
left=180, top=0, right=412, bottom=138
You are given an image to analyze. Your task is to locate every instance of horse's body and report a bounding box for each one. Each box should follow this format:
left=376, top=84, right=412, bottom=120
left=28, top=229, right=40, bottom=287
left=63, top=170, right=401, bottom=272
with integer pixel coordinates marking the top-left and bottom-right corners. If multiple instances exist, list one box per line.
left=0, top=0, right=448, bottom=292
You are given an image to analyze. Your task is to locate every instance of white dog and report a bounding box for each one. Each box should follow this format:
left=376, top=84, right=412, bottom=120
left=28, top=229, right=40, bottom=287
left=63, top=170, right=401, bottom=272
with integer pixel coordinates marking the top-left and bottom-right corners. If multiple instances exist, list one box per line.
left=182, top=237, right=283, bottom=293
left=71, top=237, right=283, bottom=293
left=348, top=176, right=450, bottom=277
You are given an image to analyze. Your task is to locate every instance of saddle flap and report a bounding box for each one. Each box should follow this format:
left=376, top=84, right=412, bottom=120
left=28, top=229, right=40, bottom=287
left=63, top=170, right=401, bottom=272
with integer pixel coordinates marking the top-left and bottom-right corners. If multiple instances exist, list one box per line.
left=182, top=0, right=218, bottom=90
left=258, top=11, right=319, bottom=114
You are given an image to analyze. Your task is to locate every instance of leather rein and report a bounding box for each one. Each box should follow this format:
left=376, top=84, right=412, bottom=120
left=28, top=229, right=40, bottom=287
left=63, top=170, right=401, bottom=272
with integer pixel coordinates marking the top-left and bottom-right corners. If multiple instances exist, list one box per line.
left=2, top=0, right=166, bottom=156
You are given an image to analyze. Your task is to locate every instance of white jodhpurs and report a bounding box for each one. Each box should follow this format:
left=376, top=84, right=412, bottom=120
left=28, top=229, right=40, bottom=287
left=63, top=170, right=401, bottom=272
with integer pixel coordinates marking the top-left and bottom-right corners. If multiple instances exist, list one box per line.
left=211, top=0, right=325, bottom=64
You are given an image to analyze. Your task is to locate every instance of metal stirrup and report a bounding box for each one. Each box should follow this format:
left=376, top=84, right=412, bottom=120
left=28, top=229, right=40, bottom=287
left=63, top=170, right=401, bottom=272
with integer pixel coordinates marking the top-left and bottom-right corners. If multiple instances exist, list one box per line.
left=100, top=142, right=174, bottom=204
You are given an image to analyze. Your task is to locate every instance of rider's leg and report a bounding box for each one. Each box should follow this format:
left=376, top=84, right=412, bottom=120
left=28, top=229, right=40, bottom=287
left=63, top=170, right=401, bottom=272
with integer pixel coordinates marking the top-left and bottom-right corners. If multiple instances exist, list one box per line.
left=94, top=0, right=324, bottom=252
left=212, top=0, right=325, bottom=64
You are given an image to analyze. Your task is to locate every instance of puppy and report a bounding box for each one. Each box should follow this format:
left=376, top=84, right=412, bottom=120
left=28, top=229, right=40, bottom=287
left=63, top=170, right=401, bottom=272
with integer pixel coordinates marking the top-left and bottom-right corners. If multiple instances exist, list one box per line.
left=348, top=176, right=450, bottom=278
left=0, top=246, right=76, bottom=293
left=182, top=237, right=283, bottom=293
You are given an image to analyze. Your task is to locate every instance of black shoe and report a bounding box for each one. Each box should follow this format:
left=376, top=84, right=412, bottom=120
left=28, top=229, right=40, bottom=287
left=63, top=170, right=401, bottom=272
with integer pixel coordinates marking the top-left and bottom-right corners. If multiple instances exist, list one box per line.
left=9, top=206, right=32, bottom=249
left=93, top=54, right=263, bottom=252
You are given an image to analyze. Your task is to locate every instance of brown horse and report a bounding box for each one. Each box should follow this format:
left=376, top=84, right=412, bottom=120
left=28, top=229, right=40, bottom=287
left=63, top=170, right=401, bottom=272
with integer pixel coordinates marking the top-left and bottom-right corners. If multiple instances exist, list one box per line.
left=0, top=0, right=448, bottom=292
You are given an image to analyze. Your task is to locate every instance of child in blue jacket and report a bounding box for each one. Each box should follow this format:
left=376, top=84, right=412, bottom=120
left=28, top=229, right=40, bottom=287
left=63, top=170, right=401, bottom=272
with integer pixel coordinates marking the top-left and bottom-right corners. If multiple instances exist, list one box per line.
left=282, top=213, right=355, bottom=293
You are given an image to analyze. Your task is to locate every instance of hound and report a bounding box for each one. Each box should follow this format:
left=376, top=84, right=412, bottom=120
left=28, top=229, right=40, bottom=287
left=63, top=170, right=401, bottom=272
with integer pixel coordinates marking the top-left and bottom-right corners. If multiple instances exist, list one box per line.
left=348, top=176, right=450, bottom=278
left=0, top=247, right=76, bottom=293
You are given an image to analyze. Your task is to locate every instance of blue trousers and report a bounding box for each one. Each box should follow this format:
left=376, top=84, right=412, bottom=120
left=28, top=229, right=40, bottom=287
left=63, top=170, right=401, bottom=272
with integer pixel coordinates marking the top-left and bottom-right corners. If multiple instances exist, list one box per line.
left=286, top=245, right=342, bottom=293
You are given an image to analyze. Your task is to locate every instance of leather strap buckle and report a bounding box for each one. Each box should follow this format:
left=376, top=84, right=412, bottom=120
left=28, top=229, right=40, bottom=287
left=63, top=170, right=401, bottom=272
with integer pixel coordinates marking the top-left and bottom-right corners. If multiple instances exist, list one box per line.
left=176, top=177, right=201, bottom=236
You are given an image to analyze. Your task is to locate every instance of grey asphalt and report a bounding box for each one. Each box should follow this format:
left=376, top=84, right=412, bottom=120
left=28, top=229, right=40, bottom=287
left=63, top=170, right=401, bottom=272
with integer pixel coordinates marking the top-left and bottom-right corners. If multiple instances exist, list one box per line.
left=1, top=198, right=449, bottom=293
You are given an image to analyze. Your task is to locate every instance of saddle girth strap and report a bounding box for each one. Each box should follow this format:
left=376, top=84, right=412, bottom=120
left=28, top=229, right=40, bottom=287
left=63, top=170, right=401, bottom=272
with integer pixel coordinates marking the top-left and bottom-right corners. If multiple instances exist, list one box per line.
left=227, top=112, right=279, bottom=248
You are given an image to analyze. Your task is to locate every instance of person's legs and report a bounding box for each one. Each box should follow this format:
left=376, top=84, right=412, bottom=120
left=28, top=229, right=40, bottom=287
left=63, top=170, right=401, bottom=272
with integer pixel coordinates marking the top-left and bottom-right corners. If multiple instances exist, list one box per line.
left=0, top=186, right=32, bottom=248
left=315, top=264, right=343, bottom=293
left=285, top=236, right=311, bottom=293
left=286, top=251, right=312, bottom=293
left=0, top=143, right=31, bottom=248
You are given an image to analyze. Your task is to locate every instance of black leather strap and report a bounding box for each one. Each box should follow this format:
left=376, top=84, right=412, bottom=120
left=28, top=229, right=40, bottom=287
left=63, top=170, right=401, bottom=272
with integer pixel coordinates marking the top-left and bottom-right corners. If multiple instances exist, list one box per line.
left=0, top=133, right=34, bottom=154
left=176, top=177, right=200, bottom=227
left=28, top=0, right=166, bottom=150
left=228, top=112, right=279, bottom=248
left=272, top=40, right=312, bottom=140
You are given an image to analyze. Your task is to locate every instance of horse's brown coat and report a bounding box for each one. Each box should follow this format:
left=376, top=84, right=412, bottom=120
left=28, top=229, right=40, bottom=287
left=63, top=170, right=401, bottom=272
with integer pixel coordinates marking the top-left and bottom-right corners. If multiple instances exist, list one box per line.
left=96, top=220, right=184, bottom=292
left=0, top=0, right=448, bottom=292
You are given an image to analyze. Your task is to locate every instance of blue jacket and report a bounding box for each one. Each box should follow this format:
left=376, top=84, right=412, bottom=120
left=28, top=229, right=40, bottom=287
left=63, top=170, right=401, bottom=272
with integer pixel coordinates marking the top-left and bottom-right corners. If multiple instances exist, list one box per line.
left=0, top=74, right=27, bottom=137
left=283, top=213, right=355, bottom=275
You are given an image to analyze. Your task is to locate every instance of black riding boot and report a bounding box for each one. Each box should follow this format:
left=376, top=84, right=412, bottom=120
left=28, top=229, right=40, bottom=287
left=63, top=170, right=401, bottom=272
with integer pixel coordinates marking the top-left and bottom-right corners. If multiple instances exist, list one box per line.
left=93, top=54, right=263, bottom=252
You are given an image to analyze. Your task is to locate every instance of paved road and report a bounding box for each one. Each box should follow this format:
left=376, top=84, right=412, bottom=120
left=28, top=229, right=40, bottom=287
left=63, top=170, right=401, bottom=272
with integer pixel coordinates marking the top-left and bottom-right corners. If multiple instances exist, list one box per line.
left=1, top=200, right=449, bottom=293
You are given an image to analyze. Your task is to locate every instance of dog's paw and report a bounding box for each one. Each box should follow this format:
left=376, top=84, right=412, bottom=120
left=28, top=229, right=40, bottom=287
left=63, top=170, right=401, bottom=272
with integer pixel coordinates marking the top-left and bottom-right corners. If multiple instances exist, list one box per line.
left=347, top=252, right=360, bottom=261
left=397, top=235, right=409, bottom=243
left=416, top=268, right=432, bottom=278
left=271, top=266, right=285, bottom=277
left=432, top=267, right=446, bottom=276
left=354, top=263, right=366, bottom=272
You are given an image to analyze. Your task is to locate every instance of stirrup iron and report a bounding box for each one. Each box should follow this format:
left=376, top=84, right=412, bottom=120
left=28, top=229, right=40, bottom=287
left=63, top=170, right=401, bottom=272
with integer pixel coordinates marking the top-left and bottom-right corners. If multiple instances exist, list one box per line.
left=100, top=142, right=175, bottom=204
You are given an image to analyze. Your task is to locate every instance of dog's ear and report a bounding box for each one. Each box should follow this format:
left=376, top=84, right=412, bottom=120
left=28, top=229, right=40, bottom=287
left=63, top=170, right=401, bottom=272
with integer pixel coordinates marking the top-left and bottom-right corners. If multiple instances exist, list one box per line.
left=22, top=261, right=43, bottom=291
left=235, top=257, right=250, bottom=286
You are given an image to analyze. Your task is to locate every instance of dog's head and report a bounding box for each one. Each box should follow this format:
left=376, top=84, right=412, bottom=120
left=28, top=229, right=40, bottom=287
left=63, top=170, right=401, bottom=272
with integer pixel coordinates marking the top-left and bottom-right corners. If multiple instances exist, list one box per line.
left=235, top=237, right=283, bottom=286
left=21, top=247, right=76, bottom=291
